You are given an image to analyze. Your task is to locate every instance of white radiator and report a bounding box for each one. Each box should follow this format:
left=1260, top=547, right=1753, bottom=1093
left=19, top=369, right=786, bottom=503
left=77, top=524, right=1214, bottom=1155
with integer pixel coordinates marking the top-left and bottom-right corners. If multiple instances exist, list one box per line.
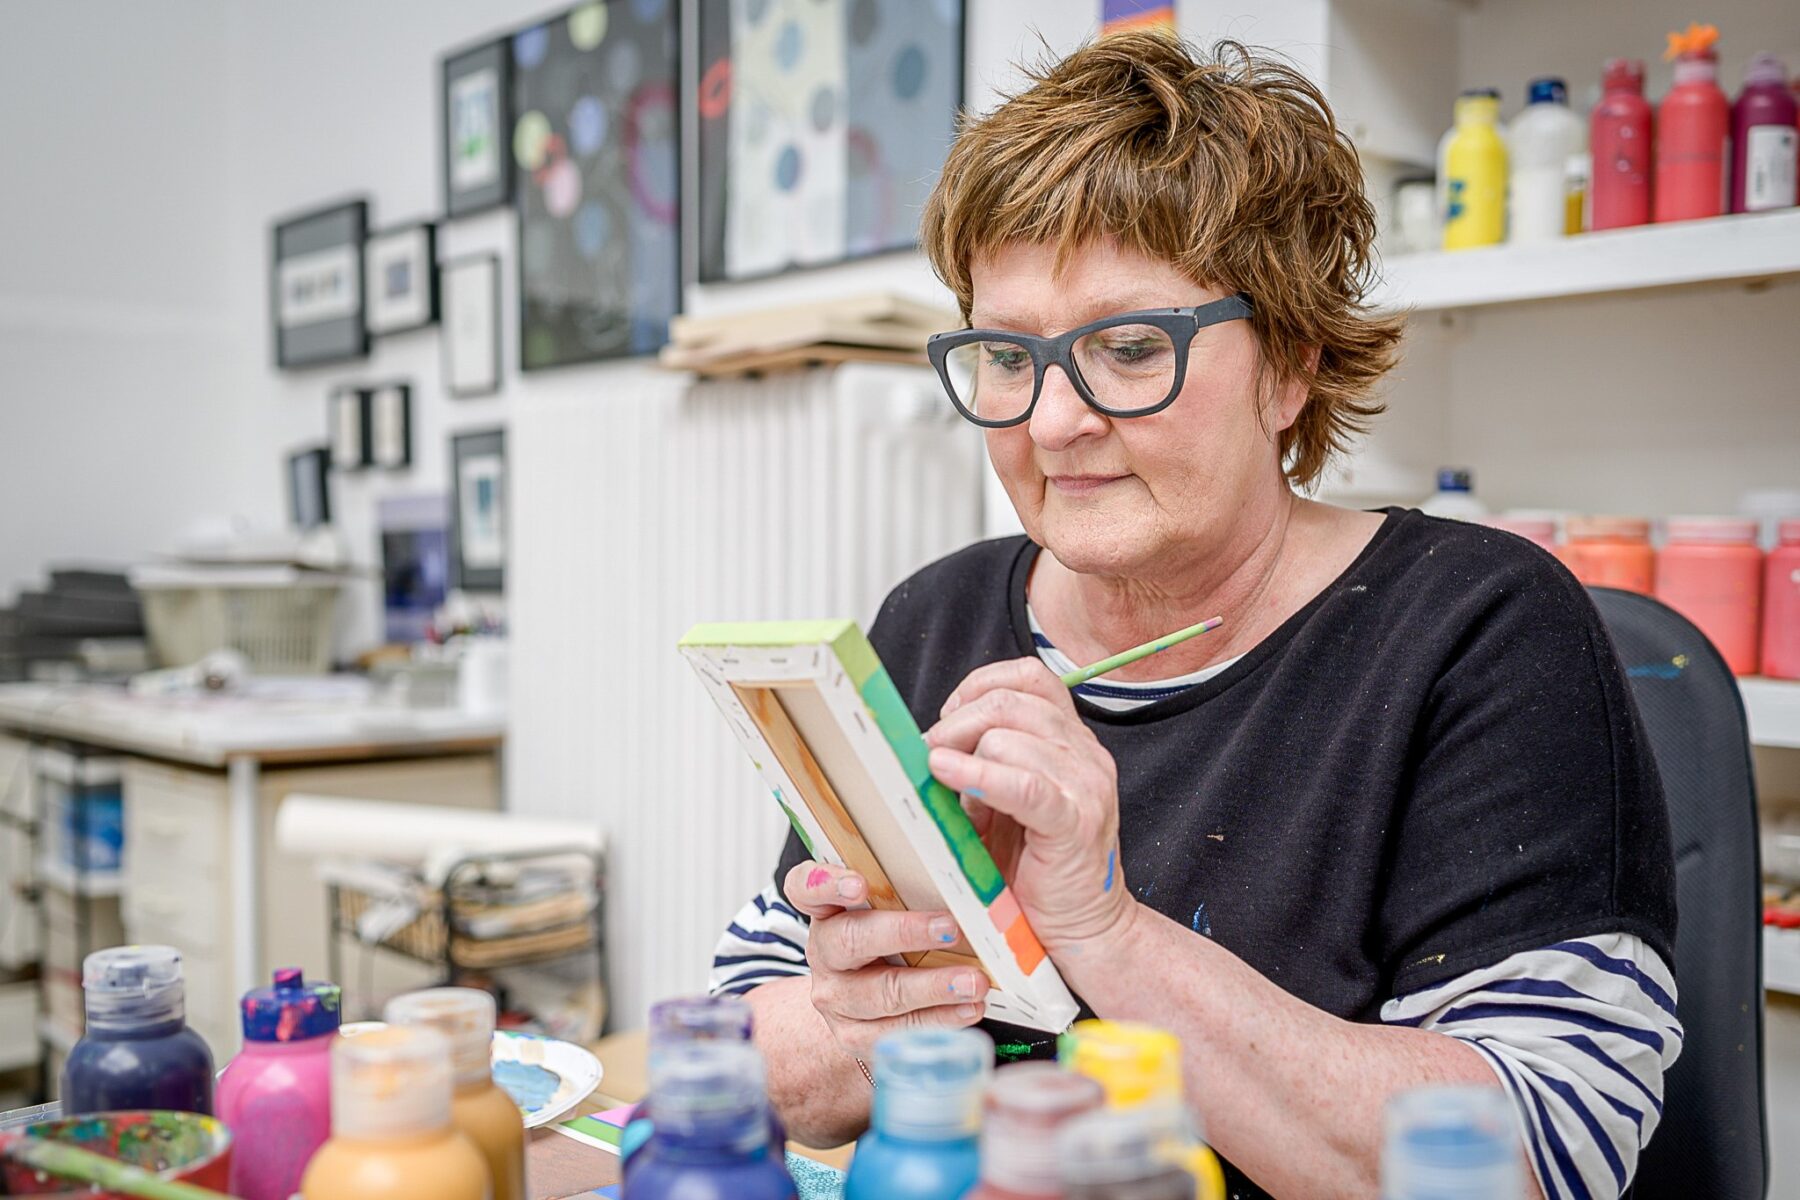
left=508, top=364, right=986, bottom=1028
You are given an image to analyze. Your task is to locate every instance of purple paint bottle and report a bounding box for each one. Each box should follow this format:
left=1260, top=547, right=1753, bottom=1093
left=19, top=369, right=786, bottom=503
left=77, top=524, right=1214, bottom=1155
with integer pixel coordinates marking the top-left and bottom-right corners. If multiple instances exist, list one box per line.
left=622, top=995, right=785, bottom=1171
left=1731, top=54, right=1798, bottom=213
left=625, top=1040, right=796, bottom=1200
left=62, top=945, right=215, bottom=1116
left=217, top=968, right=341, bottom=1200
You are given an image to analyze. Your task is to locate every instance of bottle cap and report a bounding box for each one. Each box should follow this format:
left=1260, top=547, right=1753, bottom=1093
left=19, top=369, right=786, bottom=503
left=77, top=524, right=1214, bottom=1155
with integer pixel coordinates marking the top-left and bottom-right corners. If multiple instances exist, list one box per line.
left=1666, top=516, right=1758, bottom=545
left=871, top=1027, right=993, bottom=1142
left=1745, top=53, right=1789, bottom=88
left=981, top=1063, right=1105, bottom=1194
left=1059, top=1103, right=1190, bottom=1186
left=1602, top=58, right=1645, bottom=92
left=1565, top=515, right=1650, bottom=543
left=1383, top=1086, right=1520, bottom=1198
left=648, top=1040, right=772, bottom=1153
left=1435, top=468, right=1473, bottom=493
left=648, top=995, right=754, bottom=1049
left=1528, top=78, right=1568, bottom=106
left=383, top=988, right=496, bottom=1088
left=1453, top=90, right=1501, bottom=124
left=1779, top=518, right=1800, bottom=545
left=330, top=1025, right=455, bottom=1139
left=241, top=968, right=342, bottom=1043
left=1058, top=1019, right=1184, bottom=1109
left=82, top=945, right=185, bottom=1030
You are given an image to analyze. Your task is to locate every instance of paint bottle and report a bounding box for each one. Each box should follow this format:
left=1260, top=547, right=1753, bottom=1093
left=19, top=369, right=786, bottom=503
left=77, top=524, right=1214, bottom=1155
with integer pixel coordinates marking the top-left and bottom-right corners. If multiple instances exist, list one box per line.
left=1059, top=1105, right=1193, bottom=1200
left=1509, top=79, right=1587, bottom=242
left=217, top=968, right=341, bottom=1200
left=1441, top=90, right=1508, bottom=249
left=299, top=1026, right=490, bottom=1200
left=627, top=1039, right=797, bottom=1200
left=384, top=988, right=525, bottom=1200
left=1480, top=514, right=1558, bottom=554
left=1655, top=25, right=1731, bottom=223
left=1058, top=1021, right=1225, bottom=1200
left=1656, top=517, right=1764, bottom=675
left=1418, top=469, right=1488, bottom=521
left=1382, top=1085, right=1521, bottom=1199
left=621, top=995, right=777, bottom=1168
left=967, top=1062, right=1105, bottom=1200
left=843, top=1027, right=991, bottom=1200
left=1762, top=519, right=1800, bottom=680
left=1731, top=54, right=1798, bottom=213
left=1591, top=59, right=1655, bottom=229
left=1560, top=516, right=1655, bottom=594
left=62, top=945, right=215, bottom=1117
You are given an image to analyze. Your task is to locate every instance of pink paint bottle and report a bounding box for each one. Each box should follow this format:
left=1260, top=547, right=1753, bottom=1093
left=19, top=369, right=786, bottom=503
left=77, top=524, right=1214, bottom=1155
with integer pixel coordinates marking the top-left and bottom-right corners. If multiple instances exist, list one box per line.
left=1732, top=54, right=1798, bottom=212
left=217, top=968, right=341, bottom=1200
left=1763, top=519, right=1800, bottom=680
left=967, top=1063, right=1105, bottom=1200
left=1591, top=59, right=1654, bottom=229
left=1655, top=517, right=1763, bottom=675
left=1656, top=24, right=1730, bottom=223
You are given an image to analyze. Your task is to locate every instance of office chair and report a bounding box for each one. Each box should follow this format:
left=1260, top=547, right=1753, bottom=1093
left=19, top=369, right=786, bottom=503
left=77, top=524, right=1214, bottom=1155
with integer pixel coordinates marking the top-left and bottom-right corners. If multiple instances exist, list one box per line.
left=1589, top=586, right=1767, bottom=1199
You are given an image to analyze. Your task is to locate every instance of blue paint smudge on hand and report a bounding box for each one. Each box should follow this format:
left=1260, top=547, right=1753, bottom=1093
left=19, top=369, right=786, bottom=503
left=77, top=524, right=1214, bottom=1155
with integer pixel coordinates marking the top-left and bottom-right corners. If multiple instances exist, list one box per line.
left=1103, top=849, right=1116, bottom=893
left=1191, top=903, right=1210, bottom=937
left=493, top=1059, right=561, bottom=1113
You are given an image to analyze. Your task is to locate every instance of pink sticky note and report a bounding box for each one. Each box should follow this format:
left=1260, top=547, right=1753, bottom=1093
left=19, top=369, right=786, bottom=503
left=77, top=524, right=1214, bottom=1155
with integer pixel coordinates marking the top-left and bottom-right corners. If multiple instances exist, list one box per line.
left=593, top=1105, right=636, bottom=1128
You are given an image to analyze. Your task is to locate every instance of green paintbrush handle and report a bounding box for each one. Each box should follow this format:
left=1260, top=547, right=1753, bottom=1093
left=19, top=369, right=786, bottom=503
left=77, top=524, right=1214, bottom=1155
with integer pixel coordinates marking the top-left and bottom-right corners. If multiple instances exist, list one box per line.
left=1058, top=615, right=1225, bottom=688
left=0, top=1135, right=230, bottom=1200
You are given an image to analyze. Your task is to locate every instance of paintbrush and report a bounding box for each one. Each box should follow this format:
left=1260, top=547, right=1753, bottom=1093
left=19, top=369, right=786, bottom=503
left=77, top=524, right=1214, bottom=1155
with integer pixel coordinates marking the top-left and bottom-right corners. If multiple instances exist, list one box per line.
left=1058, top=616, right=1225, bottom=688
left=0, top=1132, right=231, bottom=1200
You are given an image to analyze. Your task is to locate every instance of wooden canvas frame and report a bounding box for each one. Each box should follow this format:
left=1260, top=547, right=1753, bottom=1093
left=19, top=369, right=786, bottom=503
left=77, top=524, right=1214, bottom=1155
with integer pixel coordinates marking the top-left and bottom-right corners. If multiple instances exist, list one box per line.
left=680, top=620, right=1078, bottom=1033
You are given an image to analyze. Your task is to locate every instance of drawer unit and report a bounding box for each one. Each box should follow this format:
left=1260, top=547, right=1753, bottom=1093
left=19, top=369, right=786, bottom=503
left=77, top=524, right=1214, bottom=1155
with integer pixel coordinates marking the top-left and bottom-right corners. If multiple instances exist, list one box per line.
left=0, top=980, right=38, bottom=1071
left=122, top=759, right=226, bottom=881
left=0, top=734, right=38, bottom=968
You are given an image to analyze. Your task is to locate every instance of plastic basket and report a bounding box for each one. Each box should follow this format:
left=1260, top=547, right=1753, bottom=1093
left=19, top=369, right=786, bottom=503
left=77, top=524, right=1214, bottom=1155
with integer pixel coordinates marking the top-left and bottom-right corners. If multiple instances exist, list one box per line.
left=132, top=566, right=342, bottom=674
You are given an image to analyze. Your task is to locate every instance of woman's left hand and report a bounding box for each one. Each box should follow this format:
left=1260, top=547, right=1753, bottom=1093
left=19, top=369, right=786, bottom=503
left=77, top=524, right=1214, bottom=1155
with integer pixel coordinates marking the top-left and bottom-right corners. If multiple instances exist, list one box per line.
left=923, top=658, right=1136, bottom=954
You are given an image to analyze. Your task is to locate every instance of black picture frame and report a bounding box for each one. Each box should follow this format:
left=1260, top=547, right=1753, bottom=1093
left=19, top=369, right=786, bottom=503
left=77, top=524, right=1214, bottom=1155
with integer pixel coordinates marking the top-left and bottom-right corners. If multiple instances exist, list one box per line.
left=449, top=428, right=507, bottom=593
left=286, top=446, right=332, bottom=529
left=364, top=222, right=440, bottom=336
left=441, top=253, right=502, bottom=398
left=442, top=36, right=514, bottom=218
left=272, top=198, right=370, bottom=369
left=367, top=382, right=414, bottom=469
left=329, top=385, right=372, bottom=470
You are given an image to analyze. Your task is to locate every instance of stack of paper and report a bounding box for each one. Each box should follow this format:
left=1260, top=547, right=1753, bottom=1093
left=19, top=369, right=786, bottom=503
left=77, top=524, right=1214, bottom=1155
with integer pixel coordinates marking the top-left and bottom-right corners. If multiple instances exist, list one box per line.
left=658, top=293, right=957, bottom=377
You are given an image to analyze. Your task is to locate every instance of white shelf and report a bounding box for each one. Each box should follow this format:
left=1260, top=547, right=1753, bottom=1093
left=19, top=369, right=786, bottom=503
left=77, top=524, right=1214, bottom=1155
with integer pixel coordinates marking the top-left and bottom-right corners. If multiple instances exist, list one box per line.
left=35, top=859, right=123, bottom=898
left=1742, top=678, right=1800, bottom=752
left=1372, top=209, right=1800, bottom=314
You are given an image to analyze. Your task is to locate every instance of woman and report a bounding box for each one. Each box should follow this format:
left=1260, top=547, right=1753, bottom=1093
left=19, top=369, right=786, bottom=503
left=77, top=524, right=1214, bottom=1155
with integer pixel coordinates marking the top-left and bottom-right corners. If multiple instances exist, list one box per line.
left=711, top=33, right=1678, bottom=1200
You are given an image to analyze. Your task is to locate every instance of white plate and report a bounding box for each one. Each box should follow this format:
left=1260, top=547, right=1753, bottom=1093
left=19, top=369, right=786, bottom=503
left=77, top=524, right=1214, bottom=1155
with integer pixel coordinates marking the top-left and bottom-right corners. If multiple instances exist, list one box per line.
left=338, top=1022, right=603, bottom=1130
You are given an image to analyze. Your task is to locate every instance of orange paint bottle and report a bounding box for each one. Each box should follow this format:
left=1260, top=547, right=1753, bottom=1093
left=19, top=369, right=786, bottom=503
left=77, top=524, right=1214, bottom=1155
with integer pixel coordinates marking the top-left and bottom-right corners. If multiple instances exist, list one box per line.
left=1560, top=517, right=1654, bottom=594
left=1655, top=517, right=1763, bottom=675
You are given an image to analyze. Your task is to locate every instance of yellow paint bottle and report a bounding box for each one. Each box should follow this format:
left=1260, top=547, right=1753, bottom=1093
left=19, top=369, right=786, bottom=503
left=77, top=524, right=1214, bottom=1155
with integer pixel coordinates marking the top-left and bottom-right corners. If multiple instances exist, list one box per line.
left=1058, top=1021, right=1226, bottom=1200
left=1440, top=90, right=1508, bottom=249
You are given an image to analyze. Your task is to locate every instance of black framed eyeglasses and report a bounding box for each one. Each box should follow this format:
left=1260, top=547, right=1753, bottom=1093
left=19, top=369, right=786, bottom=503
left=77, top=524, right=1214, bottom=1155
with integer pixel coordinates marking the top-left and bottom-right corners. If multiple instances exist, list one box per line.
left=925, top=294, right=1254, bottom=428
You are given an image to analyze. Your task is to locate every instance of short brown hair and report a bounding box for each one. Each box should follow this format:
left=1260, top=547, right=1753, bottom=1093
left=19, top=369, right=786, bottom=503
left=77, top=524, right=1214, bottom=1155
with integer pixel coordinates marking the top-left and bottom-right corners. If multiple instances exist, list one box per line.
left=920, top=33, right=1402, bottom=487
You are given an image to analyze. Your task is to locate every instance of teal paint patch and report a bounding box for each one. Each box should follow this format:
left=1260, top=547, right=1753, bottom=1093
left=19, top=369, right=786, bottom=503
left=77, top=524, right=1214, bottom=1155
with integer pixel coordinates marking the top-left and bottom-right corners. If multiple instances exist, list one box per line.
left=858, top=666, right=933, bottom=788
left=917, top=777, right=1004, bottom=903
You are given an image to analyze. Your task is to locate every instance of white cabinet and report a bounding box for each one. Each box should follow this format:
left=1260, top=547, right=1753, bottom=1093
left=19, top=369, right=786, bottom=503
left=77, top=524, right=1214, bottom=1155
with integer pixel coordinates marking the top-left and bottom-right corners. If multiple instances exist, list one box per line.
left=0, top=735, right=37, bottom=969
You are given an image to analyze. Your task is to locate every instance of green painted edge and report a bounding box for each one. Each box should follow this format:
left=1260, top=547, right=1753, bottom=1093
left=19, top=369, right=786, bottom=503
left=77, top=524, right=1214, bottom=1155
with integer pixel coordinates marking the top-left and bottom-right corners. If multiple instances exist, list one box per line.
left=679, top=619, right=857, bottom=649
left=919, top=776, right=1005, bottom=903
left=858, top=666, right=933, bottom=788
left=561, top=1114, right=622, bottom=1146
left=771, top=786, right=818, bottom=857
left=827, top=624, right=882, bottom=691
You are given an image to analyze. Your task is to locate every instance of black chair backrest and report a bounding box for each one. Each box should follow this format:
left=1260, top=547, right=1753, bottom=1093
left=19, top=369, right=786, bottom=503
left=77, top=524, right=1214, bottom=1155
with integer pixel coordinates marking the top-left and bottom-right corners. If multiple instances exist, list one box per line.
left=1588, top=586, right=1767, bottom=1199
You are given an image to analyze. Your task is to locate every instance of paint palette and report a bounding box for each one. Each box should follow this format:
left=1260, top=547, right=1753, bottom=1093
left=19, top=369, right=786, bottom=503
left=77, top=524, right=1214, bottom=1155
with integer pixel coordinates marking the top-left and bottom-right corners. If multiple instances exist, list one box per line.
left=491, top=1030, right=603, bottom=1129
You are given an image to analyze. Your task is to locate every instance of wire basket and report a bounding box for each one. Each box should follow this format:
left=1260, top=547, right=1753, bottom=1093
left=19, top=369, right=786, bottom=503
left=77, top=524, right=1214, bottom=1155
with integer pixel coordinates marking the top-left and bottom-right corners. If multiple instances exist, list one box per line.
left=132, top=566, right=342, bottom=674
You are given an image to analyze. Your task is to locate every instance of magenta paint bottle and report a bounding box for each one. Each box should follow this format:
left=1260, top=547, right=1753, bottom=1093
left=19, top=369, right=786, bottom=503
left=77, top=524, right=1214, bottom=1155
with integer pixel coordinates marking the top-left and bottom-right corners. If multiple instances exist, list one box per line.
left=217, top=968, right=341, bottom=1200
left=1732, top=53, right=1799, bottom=212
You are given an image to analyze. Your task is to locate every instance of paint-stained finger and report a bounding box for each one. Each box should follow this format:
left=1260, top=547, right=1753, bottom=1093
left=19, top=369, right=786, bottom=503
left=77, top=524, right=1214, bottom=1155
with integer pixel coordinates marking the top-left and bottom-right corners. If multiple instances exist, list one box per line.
left=924, top=687, right=1069, bottom=753
left=927, top=745, right=1082, bottom=842
left=828, top=963, right=989, bottom=1020
left=940, top=656, right=1070, bottom=718
left=809, top=905, right=962, bottom=972
left=782, top=860, right=867, bottom=918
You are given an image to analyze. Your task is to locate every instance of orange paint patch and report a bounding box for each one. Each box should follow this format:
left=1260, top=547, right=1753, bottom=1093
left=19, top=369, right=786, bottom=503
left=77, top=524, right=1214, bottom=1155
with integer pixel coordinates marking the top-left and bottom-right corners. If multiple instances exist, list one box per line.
left=1004, top=914, right=1046, bottom=974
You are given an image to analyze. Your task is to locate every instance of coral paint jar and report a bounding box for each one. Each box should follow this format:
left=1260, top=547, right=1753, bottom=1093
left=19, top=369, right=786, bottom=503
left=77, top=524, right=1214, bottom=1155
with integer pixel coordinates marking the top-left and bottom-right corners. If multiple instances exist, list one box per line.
left=1481, top=514, right=1557, bottom=554
left=1762, top=519, right=1800, bottom=680
left=1655, top=517, right=1763, bottom=675
left=1560, top=517, right=1654, bottom=594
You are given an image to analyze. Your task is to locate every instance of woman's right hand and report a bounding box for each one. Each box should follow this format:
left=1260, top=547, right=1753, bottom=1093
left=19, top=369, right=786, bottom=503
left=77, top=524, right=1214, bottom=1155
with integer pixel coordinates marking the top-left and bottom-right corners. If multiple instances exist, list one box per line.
left=782, top=859, right=990, bottom=1060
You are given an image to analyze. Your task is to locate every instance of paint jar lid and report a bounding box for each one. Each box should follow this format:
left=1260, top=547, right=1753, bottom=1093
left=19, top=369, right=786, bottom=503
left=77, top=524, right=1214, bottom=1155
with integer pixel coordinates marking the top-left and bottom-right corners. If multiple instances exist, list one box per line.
left=648, top=995, right=754, bottom=1050
left=1565, top=515, right=1650, bottom=543
left=981, top=1063, right=1105, bottom=1194
left=648, top=1040, right=772, bottom=1152
left=1058, top=1103, right=1190, bottom=1186
left=241, top=968, right=341, bottom=1042
left=871, top=1027, right=993, bottom=1142
left=1666, top=516, right=1759, bottom=545
left=1779, top=519, right=1800, bottom=545
left=1058, top=1019, right=1184, bottom=1109
left=383, top=988, right=495, bottom=1088
left=331, top=1025, right=454, bottom=1139
left=1528, top=77, right=1568, bottom=105
left=82, top=945, right=185, bottom=1030
left=1435, top=468, right=1473, bottom=493
left=1383, top=1085, right=1520, bottom=1198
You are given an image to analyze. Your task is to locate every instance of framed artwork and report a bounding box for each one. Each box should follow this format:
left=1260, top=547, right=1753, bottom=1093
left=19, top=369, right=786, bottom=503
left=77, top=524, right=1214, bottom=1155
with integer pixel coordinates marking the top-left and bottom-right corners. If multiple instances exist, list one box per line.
left=450, top=429, right=507, bottom=592
left=286, top=446, right=332, bottom=530
left=272, top=198, right=370, bottom=368
left=681, top=620, right=1079, bottom=1033
left=695, top=0, right=965, bottom=283
left=365, top=223, right=439, bottom=335
left=512, top=1, right=680, bottom=369
left=442, top=254, right=502, bottom=397
left=368, top=383, right=413, bottom=469
left=379, top=494, right=451, bottom=644
left=329, top=385, right=371, bottom=470
left=442, top=37, right=514, bottom=218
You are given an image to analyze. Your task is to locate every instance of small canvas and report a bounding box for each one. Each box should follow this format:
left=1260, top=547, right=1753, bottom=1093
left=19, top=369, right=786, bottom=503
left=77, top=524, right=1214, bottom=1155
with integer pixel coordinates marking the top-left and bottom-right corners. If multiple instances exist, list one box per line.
left=680, top=619, right=1079, bottom=1033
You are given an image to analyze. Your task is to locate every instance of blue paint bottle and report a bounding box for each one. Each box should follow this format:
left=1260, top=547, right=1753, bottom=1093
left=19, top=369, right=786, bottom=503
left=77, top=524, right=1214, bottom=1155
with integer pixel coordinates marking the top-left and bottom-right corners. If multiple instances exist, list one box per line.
left=844, top=1027, right=992, bottom=1200
left=621, top=995, right=784, bottom=1168
left=625, top=1040, right=796, bottom=1200
left=62, top=945, right=215, bottom=1116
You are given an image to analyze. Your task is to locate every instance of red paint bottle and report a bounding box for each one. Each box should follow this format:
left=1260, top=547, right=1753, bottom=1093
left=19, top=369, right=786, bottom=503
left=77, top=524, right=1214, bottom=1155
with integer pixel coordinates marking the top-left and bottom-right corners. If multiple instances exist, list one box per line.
left=1655, top=24, right=1730, bottom=223
left=1591, top=59, right=1654, bottom=229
